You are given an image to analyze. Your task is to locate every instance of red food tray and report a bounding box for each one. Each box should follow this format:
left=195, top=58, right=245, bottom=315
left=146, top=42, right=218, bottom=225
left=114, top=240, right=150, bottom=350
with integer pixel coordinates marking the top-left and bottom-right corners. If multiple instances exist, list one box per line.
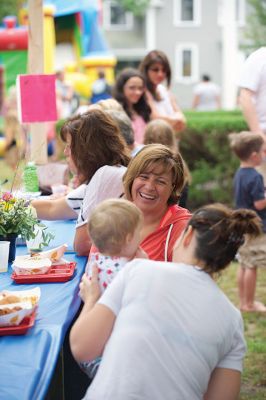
left=11, top=262, right=77, bottom=283
left=0, top=312, right=36, bottom=336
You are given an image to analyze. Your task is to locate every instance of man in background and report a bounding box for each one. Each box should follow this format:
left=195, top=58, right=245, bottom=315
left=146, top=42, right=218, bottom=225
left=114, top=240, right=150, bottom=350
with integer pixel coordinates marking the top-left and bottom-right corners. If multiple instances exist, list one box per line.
left=192, top=74, right=221, bottom=111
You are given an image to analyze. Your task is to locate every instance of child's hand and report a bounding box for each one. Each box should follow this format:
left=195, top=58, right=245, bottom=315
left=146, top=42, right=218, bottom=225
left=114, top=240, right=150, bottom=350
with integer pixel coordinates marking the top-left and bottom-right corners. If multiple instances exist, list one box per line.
left=79, top=264, right=101, bottom=306
left=135, top=247, right=148, bottom=259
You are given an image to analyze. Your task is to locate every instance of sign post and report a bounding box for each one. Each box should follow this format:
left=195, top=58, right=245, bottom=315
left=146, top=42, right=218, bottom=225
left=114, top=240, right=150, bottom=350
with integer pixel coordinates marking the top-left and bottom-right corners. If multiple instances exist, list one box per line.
left=27, top=0, right=47, bottom=164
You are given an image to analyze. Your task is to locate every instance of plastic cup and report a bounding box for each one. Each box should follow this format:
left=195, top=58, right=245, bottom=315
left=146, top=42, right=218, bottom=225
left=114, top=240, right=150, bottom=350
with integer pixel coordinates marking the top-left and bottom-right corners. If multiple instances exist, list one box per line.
left=0, top=241, right=10, bottom=272
left=51, top=184, right=68, bottom=198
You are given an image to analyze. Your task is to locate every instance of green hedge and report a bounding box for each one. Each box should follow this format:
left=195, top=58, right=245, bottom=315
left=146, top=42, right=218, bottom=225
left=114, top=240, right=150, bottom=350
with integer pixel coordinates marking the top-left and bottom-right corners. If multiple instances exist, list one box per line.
left=180, top=110, right=248, bottom=210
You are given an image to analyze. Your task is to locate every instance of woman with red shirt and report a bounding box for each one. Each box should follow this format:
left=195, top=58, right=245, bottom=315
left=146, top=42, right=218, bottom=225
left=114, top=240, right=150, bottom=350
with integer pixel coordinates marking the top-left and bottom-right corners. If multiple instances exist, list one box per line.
left=88, top=144, right=191, bottom=261
left=122, top=143, right=191, bottom=261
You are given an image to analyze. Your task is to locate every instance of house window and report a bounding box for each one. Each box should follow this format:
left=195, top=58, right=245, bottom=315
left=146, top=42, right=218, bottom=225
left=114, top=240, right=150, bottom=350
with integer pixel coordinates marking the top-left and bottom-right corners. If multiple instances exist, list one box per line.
left=173, top=0, right=201, bottom=26
left=218, top=0, right=246, bottom=26
left=182, top=0, right=193, bottom=21
left=175, top=44, right=199, bottom=83
left=182, top=50, right=192, bottom=76
left=103, top=1, right=133, bottom=30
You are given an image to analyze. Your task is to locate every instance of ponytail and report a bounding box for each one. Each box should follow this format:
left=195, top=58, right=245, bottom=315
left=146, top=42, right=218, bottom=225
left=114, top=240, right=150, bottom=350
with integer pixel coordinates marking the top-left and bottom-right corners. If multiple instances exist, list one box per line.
left=189, top=203, right=262, bottom=274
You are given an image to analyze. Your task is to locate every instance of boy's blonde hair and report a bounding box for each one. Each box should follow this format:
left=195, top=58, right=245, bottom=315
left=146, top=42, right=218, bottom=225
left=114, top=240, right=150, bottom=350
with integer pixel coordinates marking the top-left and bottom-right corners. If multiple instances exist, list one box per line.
left=143, top=121, right=191, bottom=185
left=229, top=131, right=264, bottom=161
left=143, top=120, right=176, bottom=151
left=88, top=198, right=142, bottom=256
left=97, top=98, right=123, bottom=112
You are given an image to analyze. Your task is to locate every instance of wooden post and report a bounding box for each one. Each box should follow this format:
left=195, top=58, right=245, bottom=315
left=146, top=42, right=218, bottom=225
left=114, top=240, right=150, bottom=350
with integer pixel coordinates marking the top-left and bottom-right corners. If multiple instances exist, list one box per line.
left=27, top=0, right=47, bottom=164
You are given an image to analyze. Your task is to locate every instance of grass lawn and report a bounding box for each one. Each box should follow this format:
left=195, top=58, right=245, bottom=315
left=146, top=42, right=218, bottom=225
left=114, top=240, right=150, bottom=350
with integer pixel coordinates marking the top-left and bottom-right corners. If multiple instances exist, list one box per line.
left=218, top=263, right=266, bottom=399
left=0, top=158, right=265, bottom=398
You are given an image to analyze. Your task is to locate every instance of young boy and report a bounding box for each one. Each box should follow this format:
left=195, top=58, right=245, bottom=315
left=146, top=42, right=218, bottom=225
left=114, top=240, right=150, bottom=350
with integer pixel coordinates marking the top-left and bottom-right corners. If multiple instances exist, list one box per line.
left=80, top=198, right=147, bottom=378
left=229, top=131, right=266, bottom=312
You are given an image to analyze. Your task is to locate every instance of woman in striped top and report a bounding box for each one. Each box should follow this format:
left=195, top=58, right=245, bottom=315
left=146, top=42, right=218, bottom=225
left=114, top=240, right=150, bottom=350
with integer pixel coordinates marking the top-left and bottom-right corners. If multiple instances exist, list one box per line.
left=32, top=110, right=130, bottom=236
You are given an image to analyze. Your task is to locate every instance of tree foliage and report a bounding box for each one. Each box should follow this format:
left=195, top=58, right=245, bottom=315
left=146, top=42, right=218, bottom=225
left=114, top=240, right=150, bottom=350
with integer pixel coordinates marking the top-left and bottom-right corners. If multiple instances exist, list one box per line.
left=244, top=0, right=266, bottom=49
left=0, top=0, right=20, bottom=23
left=114, top=0, right=150, bottom=16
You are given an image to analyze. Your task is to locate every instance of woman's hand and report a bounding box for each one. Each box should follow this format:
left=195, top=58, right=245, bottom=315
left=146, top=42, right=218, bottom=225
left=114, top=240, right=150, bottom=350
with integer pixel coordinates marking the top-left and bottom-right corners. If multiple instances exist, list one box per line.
left=79, top=264, right=101, bottom=307
left=171, top=113, right=187, bottom=131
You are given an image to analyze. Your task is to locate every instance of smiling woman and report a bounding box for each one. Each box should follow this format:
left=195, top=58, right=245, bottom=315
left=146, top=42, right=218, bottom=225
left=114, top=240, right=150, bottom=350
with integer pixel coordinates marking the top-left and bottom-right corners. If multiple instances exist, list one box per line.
left=122, top=144, right=191, bottom=260
left=86, top=144, right=191, bottom=262
left=74, top=143, right=191, bottom=260
left=112, top=68, right=151, bottom=143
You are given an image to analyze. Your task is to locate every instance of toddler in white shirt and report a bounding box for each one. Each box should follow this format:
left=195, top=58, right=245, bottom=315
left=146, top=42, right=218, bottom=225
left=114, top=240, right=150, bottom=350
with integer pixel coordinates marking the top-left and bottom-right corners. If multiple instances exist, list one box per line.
left=81, top=198, right=147, bottom=379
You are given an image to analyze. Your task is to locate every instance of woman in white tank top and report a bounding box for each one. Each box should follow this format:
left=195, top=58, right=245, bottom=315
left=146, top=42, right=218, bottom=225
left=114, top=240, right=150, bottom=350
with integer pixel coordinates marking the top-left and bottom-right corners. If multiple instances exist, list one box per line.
left=139, top=50, right=186, bottom=133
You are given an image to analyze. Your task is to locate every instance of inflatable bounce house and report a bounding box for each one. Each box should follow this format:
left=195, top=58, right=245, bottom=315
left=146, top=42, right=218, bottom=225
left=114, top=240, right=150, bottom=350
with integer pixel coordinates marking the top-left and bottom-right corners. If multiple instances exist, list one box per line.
left=0, top=0, right=116, bottom=100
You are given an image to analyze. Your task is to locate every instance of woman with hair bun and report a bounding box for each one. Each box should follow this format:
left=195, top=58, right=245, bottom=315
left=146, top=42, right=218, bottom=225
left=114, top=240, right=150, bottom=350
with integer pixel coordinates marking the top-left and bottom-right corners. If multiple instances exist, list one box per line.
left=71, top=203, right=261, bottom=400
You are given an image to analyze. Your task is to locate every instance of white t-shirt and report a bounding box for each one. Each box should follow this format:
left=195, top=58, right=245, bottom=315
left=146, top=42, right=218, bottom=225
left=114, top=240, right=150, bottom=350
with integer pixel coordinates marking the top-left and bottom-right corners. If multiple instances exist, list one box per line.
left=193, top=82, right=220, bottom=111
left=65, top=184, right=86, bottom=216
left=84, top=260, right=246, bottom=400
left=76, top=165, right=127, bottom=227
left=238, top=47, right=266, bottom=132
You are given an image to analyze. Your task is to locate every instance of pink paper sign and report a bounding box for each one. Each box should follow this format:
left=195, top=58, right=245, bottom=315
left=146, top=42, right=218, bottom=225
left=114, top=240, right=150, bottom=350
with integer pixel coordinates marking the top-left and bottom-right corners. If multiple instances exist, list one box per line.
left=16, top=74, right=57, bottom=123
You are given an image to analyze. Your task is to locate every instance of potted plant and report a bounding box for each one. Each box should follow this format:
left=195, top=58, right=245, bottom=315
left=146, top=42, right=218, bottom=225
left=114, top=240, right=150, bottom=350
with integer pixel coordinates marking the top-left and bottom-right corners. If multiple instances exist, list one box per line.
left=0, top=191, right=54, bottom=262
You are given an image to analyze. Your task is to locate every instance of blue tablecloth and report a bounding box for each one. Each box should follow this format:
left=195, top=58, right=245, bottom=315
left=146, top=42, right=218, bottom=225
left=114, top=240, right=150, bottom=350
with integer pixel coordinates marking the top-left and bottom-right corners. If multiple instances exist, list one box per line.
left=16, top=219, right=77, bottom=252
left=0, top=220, right=87, bottom=400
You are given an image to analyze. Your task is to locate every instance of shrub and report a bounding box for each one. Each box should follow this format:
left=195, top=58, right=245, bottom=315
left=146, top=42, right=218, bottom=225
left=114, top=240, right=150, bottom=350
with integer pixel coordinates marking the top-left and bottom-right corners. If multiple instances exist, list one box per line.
left=180, top=110, right=248, bottom=210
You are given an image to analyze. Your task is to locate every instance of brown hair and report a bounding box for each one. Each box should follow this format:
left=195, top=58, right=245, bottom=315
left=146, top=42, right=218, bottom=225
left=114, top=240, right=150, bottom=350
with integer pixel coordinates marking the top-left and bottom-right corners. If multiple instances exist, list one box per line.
left=123, top=144, right=185, bottom=205
left=88, top=198, right=142, bottom=255
left=139, top=50, right=171, bottom=99
left=143, top=119, right=176, bottom=150
left=229, top=131, right=264, bottom=161
left=112, top=68, right=151, bottom=122
left=60, top=110, right=130, bottom=183
left=106, top=110, right=135, bottom=147
left=188, top=203, right=262, bottom=274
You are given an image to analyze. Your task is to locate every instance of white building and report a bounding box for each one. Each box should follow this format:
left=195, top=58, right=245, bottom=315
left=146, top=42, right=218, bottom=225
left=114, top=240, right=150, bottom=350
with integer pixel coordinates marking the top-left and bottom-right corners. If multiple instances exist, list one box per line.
left=102, top=0, right=248, bottom=109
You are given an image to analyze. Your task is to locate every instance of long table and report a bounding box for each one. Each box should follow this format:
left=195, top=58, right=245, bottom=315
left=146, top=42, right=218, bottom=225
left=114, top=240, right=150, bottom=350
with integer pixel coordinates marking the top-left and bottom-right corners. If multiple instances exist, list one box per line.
left=0, top=220, right=87, bottom=400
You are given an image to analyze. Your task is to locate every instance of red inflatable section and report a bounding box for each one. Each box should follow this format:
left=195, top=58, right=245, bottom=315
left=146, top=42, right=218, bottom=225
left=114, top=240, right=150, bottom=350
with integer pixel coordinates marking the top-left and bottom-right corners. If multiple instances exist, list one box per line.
left=0, top=16, right=28, bottom=51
